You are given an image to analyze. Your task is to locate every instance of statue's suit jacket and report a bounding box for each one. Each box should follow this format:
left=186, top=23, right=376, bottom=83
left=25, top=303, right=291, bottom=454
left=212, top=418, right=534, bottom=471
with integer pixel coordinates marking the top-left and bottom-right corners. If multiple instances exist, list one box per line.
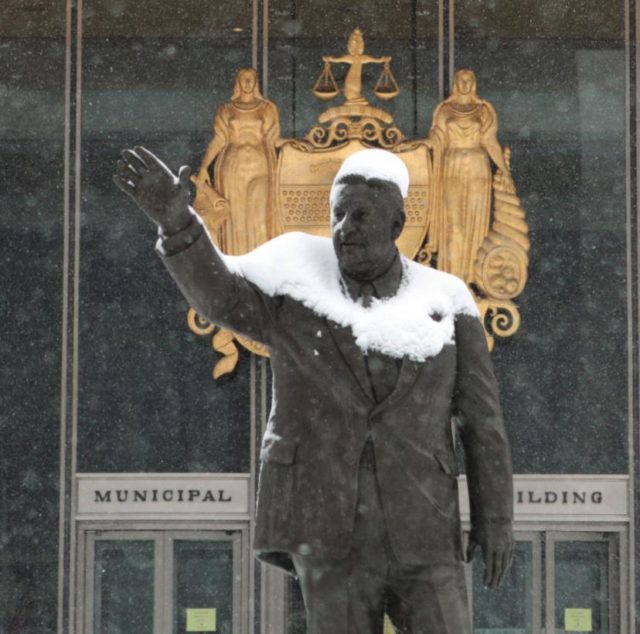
left=158, top=225, right=513, bottom=574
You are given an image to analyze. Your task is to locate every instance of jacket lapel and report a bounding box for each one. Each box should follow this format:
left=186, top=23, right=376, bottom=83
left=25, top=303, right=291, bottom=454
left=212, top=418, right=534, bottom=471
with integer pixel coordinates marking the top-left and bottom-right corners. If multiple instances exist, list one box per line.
left=370, top=357, right=422, bottom=417
left=325, top=320, right=375, bottom=403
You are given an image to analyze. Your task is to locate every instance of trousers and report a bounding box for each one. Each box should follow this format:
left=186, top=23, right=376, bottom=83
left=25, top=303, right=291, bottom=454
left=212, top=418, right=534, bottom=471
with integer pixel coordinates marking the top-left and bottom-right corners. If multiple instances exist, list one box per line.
left=292, top=444, right=471, bottom=634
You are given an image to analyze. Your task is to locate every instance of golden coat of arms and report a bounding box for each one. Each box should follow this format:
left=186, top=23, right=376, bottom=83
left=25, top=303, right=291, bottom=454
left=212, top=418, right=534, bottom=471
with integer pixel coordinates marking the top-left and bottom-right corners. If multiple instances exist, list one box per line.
left=188, top=29, right=530, bottom=379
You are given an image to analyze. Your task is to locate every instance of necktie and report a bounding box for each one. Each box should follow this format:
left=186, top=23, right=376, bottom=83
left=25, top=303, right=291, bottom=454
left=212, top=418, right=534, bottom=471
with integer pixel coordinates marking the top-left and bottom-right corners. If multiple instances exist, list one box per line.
left=358, top=282, right=400, bottom=402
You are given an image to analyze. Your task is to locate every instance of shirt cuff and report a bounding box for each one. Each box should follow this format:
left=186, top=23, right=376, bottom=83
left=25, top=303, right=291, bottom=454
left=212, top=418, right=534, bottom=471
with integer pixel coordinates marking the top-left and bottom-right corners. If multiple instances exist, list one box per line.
left=155, top=215, right=204, bottom=257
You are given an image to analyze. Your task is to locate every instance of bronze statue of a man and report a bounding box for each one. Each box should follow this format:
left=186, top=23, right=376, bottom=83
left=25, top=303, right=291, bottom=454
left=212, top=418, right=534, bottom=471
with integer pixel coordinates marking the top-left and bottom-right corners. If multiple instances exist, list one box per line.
left=115, top=146, right=513, bottom=634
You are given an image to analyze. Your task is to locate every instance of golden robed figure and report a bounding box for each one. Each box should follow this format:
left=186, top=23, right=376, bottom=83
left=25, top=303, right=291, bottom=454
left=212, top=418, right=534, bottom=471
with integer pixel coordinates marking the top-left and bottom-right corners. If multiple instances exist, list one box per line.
left=190, top=30, right=530, bottom=378
left=195, top=67, right=281, bottom=255
left=428, top=69, right=515, bottom=284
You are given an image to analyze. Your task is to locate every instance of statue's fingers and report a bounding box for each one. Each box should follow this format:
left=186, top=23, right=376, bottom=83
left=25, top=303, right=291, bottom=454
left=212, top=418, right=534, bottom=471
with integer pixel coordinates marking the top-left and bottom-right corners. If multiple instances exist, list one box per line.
left=113, top=173, right=136, bottom=196
left=135, top=146, right=169, bottom=173
left=178, top=165, right=192, bottom=187
left=121, top=148, right=148, bottom=173
left=483, top=546, right=495, bottom=588
left=496, top=549, right=511, bottom=587
left=489, top=549, right=505, bottom=589
left=117, top=159, right=141, bottom=181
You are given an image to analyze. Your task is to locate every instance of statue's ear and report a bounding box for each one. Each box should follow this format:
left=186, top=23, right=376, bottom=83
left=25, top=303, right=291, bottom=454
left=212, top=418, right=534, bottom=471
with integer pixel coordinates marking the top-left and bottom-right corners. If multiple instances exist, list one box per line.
left=391, top=209, right=405, bottom=240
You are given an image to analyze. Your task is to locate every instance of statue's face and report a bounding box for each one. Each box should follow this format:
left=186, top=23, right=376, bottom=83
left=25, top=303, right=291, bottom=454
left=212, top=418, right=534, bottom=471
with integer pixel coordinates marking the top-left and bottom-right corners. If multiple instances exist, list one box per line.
left=332, top=182, right=404, bottom=281
left=239, top=71, right=257, bottom=94
left=348, top=32, right=365, bottom=55
left=455, top=71, right=475, bottom=95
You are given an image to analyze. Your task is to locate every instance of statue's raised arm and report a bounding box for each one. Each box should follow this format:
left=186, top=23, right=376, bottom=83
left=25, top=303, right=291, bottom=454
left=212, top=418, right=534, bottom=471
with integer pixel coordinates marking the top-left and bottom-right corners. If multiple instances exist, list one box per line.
left=114, top=146, right=276, bottom=345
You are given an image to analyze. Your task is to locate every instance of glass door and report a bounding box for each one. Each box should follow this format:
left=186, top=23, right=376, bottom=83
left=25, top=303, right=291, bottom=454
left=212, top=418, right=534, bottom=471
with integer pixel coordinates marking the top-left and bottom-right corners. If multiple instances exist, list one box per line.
left=470, top=532, right=542, bottom=634
left=86, top=533, right=162, bottom=634
left=80, top=529, right=244, bottom=634
left=546, top=532, right=621, bottom=634
left=165, top=532, right=242, bottom=634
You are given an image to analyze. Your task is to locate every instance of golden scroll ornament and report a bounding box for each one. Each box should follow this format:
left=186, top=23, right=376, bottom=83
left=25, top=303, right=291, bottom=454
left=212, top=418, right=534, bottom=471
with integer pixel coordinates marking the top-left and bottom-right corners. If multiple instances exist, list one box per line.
left=188, top=31, right=529, bottom=379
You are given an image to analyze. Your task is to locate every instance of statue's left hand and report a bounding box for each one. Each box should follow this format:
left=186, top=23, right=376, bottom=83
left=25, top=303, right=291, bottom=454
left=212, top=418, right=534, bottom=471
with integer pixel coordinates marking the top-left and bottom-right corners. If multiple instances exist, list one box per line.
left=466, top=522, right=514, bottom=589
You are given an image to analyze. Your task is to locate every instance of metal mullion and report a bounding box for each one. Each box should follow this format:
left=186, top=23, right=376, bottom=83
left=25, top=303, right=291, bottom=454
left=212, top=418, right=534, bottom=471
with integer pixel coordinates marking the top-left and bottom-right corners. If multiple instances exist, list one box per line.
left=544, top=532, right=556, bottom=634
left=84, top=531, right=97, bottom=634
left=262, top=0, right=269, bottom=97
left=448, top=0, right=455, bottom=87
left=252, top=0, right=259, bottom=71
left=232, top=532, right=243, bottom=634
left=154, top=535, right=164, bottom=634
left=249, top=351, right=258, bottom=632
left=239, top=527, right=251, bottom=634
left=437, top=0, right=445, bottom=100
left=163, top=532, right=174, bottom=634
left=619, top=528, right=629, bottom=634
left=530, top=532, right=542, bottom=634
left=625, top=0, right=638, bottom=630
left=74, top=527, right=85, bottom=634
left=608, top=533, right=618, bottom=634
left=463, top=548, right=472, bottom=628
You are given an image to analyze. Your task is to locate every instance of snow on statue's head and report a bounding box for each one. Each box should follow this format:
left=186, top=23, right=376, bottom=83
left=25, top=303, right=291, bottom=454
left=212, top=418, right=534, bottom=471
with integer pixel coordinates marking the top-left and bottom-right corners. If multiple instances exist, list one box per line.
left=329, top=148, right=410, bottom=213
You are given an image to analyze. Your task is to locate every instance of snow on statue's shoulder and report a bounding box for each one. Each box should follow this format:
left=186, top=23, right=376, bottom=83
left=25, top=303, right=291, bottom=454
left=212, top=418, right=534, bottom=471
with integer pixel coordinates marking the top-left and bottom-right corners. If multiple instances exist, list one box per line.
left=404, top=259, right=479, bottom=318
left=222, top=232, right=479, bottom=361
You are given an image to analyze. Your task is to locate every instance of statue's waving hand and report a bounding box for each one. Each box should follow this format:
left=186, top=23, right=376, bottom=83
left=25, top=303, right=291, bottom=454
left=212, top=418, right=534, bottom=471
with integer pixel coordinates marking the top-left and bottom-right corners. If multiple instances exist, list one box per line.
left=114, top=146, right=193, bottom=235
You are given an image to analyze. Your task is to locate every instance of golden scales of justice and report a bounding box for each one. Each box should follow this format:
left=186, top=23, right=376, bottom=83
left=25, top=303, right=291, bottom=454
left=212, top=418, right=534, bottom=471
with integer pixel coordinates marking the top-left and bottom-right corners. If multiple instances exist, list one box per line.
left=189, top=28, right=530, bottom=379
left=312, top=30, right=400, bottom=103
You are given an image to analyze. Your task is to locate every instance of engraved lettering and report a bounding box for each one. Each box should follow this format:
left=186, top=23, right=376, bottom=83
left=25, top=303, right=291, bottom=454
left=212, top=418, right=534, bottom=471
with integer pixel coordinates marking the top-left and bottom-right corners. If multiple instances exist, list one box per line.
left=133, top=490, right=147, bottom=502
left=527, top=491, right=542, bottom=503
left=95, top=490, right=111, bottom=503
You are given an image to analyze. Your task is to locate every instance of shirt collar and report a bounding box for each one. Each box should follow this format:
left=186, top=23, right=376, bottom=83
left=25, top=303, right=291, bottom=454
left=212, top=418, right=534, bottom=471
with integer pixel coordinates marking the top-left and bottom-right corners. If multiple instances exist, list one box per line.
left=340, top=252, right=404, bottom=302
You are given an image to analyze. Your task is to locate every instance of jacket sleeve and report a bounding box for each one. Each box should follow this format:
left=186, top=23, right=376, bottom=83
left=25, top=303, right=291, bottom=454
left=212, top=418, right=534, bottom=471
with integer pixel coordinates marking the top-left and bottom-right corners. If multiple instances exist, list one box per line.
left=155, top=213, right=277, bottom=345
left=453, top=313, right=513, bottom=527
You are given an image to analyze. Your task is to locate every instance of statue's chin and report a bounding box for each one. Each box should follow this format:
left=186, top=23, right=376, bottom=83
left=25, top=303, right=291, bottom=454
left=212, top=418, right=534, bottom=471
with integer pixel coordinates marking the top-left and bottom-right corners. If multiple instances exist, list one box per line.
left=338, top=258, right=377, bottom=282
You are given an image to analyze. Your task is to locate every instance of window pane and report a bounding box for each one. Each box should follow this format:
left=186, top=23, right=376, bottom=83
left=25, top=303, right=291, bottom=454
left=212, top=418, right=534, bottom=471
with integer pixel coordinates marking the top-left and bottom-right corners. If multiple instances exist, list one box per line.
left=174, top=540, right=235, bottom=634
left=77, top=0, right=254, bottom=472
left=455, top=0, right=627, bottom=474
left=0, top=1, right=65, bottom=630
left=94, top=540, right=155, bottom=634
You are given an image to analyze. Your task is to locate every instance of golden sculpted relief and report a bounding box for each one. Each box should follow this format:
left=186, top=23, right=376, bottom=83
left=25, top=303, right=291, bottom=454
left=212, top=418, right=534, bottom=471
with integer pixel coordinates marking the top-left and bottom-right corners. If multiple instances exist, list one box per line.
left=189, top=30, right=529, bottom=378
